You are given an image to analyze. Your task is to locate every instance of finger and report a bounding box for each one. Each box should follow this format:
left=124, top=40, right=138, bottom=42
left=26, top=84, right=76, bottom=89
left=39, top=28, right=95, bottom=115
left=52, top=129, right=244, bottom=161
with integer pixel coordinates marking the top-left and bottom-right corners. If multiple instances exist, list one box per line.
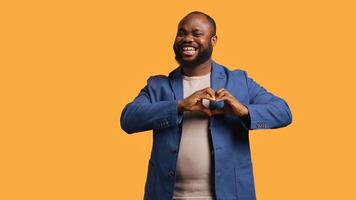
left=216, top=91, right=229, bottom=100
left=198, top=93, right=215, bottom=101
left=207, top=87, right=216, bottom=99
left=217, top=89, right=231, bottom=97
left=216, top=88, right=225, bottom=94
left=201, top=87, right=216, bottom=100
left=216, top=88, right=230, bottom=94
left=216, top=96, right=230, bottom=102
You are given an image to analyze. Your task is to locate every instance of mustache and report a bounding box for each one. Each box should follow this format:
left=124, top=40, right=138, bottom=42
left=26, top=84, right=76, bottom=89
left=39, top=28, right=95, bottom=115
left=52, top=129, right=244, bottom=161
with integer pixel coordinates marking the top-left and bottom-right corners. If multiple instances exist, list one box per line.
left=174, top=43, right=200, bottom=49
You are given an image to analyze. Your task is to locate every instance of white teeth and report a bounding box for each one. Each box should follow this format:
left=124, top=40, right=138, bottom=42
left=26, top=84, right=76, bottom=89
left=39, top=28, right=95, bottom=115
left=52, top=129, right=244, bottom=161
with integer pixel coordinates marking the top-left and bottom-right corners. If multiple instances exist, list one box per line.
left=182, top=47, right=196, bottom=51
left=182, top=50, right=196, bottom=55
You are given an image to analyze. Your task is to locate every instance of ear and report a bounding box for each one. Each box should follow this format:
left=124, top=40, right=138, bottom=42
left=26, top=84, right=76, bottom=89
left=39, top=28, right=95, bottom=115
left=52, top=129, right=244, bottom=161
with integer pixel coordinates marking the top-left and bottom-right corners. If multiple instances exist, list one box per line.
left=211, top=35, right=218, bottom=47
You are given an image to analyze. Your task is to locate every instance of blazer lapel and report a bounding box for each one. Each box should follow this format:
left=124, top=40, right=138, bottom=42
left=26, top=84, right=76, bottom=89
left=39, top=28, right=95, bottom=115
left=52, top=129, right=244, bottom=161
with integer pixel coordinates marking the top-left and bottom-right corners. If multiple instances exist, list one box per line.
left=210, top=61, right=227, bottom=111
left=169, top=67, right=183, bottom=101
left=211, top=60, right=226, bottom=92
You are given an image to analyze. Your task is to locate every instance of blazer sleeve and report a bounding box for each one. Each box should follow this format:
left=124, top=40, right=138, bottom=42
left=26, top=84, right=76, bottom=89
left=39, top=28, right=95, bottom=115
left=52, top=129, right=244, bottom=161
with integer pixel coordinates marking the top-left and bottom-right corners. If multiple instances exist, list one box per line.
left=243, top=71, right=292, bottom=130
left=120, top=76, right=183, bottom=134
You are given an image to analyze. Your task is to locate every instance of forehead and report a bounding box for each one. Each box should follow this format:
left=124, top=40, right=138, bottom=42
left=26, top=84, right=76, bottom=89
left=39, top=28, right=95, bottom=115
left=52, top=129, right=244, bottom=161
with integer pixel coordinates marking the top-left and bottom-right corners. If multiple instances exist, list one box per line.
left=178, top=14, right=212, bottom=32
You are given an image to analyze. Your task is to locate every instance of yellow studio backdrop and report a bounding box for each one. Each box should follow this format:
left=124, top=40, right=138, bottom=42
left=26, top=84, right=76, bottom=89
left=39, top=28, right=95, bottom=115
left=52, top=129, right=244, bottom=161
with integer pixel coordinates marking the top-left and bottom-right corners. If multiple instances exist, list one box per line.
left=1, top=0, right=355, bottom=199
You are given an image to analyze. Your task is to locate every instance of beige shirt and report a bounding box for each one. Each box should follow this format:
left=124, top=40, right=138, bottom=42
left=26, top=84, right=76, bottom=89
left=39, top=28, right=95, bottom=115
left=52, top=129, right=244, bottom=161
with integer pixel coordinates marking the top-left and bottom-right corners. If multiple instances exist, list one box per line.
left=173, top=72, right=214, bottom=200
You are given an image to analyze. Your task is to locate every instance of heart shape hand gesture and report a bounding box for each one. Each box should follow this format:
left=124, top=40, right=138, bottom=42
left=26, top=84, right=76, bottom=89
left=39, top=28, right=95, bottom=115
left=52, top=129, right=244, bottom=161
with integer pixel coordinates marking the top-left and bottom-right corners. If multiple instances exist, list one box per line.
left=177, top=87, right=249, bottom=117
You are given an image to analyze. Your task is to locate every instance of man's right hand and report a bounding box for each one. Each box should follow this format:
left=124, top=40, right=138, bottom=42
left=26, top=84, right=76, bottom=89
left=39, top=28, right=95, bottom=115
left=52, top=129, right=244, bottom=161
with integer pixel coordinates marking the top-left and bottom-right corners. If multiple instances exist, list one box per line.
left=177, top=87, right=216, bottom=117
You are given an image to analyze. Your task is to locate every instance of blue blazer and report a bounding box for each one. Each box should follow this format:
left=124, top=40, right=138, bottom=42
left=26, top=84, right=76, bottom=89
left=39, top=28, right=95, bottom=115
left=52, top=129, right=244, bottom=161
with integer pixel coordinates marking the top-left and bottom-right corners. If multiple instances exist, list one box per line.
left=120, top=61, right=292, bottom=200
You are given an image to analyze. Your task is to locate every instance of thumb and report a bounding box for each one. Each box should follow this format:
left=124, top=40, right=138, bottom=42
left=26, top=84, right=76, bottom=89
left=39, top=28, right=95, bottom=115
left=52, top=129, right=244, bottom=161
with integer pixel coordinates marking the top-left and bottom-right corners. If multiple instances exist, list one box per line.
left=200, top=106, right=212, bottom=117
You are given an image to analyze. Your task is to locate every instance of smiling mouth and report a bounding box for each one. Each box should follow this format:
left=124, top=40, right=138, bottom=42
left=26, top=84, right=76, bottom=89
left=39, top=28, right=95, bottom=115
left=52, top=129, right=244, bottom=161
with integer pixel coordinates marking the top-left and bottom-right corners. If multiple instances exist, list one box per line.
left=181, top=46, right=198, bottom=56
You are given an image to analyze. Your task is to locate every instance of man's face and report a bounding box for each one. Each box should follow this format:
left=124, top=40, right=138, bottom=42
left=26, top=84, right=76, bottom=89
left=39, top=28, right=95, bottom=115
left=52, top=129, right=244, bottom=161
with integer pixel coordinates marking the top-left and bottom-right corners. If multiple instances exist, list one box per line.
left=173, top=14, right=216, bottom=68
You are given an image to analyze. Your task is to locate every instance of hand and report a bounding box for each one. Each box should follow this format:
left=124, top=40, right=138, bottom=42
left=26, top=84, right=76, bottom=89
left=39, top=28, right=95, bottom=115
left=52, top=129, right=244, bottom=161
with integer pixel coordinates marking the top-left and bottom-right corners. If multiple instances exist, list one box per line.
left=212, top=88, right=249, bottom=117
left=178, top=87, right=216, bottom=116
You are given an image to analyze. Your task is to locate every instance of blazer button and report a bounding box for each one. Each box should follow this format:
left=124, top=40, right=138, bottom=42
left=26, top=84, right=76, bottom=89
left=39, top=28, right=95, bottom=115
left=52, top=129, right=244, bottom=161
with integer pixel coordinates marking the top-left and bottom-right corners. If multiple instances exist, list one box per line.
left=169, top=171, right=175, bottom=177
left=171, top=149, right=178, bottom=154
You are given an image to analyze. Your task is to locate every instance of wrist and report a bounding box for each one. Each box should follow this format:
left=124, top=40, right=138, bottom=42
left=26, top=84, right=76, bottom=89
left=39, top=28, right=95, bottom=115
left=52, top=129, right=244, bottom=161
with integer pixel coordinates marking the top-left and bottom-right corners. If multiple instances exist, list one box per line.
left=240, top=105, right=249, bottom=117
left=177, top=100, right=185, bottom=113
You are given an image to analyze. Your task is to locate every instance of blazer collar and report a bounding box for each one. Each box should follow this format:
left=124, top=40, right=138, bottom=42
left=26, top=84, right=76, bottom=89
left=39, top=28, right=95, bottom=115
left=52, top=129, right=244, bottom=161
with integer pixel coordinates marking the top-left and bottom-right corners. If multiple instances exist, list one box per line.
left=169, top=60, right=226, bottom=100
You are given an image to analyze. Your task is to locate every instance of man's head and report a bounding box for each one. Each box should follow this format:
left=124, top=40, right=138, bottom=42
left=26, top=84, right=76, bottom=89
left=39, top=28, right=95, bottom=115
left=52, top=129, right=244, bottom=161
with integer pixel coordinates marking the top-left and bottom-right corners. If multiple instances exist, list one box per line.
left=173, top=11, right=218, bottom=68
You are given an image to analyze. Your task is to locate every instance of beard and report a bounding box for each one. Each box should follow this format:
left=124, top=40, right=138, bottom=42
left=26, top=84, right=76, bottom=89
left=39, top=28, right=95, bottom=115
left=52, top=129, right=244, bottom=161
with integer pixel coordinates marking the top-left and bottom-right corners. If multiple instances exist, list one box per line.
left=173, top=42, right=213, bottom=68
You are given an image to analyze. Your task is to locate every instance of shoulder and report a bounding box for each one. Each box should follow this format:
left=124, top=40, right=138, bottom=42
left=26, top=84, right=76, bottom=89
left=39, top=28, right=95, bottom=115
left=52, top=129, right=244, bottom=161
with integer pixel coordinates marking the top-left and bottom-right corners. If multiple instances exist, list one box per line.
left=218, top=63, right=248, bottom=79
left=147, top=66, right=179, bottom=82
left=148, top=74, right=168, bottom=81
left=231, top=69, right=247, bottom=78
left=146, top=74, right=170, bottom=87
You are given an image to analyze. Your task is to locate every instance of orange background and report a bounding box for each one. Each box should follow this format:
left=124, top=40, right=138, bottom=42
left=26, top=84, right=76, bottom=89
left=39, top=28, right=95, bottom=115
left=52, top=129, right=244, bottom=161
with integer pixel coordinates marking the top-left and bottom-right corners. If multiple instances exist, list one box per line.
left=1, top=0, right=356, bottom=199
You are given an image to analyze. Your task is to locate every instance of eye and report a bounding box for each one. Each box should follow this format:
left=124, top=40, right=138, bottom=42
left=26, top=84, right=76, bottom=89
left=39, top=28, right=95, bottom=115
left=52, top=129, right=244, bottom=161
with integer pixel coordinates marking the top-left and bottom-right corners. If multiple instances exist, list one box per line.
left=192, top=31, right=203, bottom=37
left=177, top=30, right=186, bottom=36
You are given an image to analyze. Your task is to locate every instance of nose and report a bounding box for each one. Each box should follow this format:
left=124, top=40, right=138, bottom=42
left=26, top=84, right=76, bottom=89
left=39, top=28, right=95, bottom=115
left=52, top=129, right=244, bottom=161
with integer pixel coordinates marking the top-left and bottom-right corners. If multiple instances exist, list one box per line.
left=183, top=34, right=194, bottom=43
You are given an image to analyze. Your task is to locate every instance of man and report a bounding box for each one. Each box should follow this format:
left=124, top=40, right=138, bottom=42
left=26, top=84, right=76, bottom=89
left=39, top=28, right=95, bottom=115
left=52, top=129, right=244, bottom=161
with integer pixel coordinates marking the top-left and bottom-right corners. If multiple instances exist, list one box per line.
left=120, top=11, right=292, bottom=200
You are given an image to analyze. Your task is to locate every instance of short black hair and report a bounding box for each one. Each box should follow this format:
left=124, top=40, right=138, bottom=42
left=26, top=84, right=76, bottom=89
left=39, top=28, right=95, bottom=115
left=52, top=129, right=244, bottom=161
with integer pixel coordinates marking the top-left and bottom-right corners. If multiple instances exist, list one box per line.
left=182, top=11, right=217, bottom=36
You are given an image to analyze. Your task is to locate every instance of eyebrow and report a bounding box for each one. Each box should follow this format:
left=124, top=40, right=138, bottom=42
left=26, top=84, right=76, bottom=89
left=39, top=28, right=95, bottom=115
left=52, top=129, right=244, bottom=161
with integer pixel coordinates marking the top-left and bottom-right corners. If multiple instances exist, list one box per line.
left=177, top=28, right=203, bottom=32
left=192, top=29, right=203, bottom=32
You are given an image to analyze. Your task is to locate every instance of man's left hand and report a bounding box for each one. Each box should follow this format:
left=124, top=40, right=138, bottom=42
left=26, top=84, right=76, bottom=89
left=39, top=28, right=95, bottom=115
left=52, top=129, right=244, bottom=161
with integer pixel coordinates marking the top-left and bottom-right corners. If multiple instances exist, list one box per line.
left=211, top=88, right=249, bottom=117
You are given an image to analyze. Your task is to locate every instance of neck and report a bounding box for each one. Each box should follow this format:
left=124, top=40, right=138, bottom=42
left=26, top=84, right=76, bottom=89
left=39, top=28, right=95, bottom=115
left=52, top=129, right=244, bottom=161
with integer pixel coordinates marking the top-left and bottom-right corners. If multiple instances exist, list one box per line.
left=182, top=59, right=212, bottom=76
